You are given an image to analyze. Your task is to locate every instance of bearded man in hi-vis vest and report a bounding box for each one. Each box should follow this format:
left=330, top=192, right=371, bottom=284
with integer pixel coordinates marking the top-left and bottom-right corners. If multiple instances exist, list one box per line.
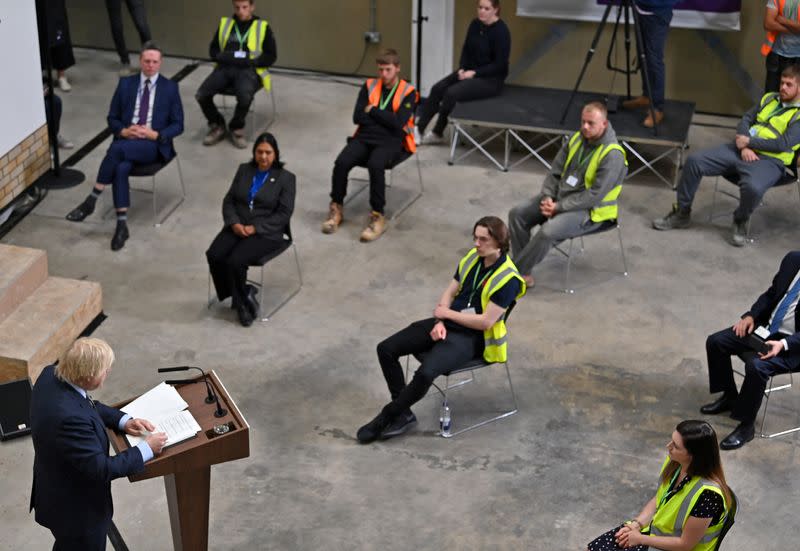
left=507, top=101, right=628, bottom=288
left=321, top=48, right=419, bottom=243
left=196, top=0, right=277, bottom=149
left=653, top=64, right=800, bottom=246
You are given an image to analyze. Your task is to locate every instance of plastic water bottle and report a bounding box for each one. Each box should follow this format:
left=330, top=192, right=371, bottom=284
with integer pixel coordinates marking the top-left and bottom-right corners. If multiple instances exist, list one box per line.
left=441, top=404, right=452, bottom=437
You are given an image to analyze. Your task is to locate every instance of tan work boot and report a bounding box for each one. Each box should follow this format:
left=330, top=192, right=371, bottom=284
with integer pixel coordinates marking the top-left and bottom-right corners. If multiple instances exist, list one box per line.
left=622, top=95, right=650, bottom=109
left=231, top=129, right=248, bottom=149
left=321, top=202, right=343, bottom=234
left=360, top=211, right=386, bottom=242
left=643, top=110, right=665, bottom=128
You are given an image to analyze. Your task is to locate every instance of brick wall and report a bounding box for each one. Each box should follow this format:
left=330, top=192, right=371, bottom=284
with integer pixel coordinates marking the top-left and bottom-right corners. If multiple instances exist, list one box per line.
left=0, top=126, right=50, bottom=210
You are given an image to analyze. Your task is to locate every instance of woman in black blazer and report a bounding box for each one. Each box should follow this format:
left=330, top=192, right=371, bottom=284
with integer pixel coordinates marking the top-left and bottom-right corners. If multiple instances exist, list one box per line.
left=206, top=133, right=296, bottom=326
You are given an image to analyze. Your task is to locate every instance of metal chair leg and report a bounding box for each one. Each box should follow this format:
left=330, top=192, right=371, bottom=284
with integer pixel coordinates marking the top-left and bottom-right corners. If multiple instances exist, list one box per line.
left=617, top=224, right=629, bottom=276
left=259, top=243, right=303, bottom=321
left=564, top=238, right=575, bottom=294
left=759, top=372, right=800, bottom=438
left=443, top=361, right=519, bottom=438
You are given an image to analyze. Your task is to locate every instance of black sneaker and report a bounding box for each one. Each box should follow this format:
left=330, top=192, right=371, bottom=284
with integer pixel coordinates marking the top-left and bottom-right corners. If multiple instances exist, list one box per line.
left=729, top=219, right=748, bottom=247
left=380, top=410, right=417, bottom=440
left=245, top=284, right=260, bottom=318
left=356, top=412, right=391, bottom=444
left=652, top=204, right=691, bottom=230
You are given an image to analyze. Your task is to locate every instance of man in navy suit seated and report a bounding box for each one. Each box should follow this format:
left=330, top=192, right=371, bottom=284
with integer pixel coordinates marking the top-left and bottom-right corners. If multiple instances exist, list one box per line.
left=30, top=337, right=167, bottom=550
left=65, top=41, right=184, bottom=251
left=701, top=251, right=800, bottom=450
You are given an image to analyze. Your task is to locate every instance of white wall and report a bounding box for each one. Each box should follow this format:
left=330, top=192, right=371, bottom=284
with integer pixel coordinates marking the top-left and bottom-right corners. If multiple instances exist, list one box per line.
left=0, top=2, right=46, bottom=157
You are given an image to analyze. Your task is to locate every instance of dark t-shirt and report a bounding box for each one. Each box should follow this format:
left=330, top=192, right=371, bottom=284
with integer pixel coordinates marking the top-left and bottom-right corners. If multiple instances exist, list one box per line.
left=450, top=253, right=520, bottom=314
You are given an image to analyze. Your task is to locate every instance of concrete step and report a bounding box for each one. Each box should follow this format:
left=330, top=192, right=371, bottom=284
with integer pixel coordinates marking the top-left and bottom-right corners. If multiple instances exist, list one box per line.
left=0, top=276, right=103, bottom=385
left=0, top=244, right=48, bottom=324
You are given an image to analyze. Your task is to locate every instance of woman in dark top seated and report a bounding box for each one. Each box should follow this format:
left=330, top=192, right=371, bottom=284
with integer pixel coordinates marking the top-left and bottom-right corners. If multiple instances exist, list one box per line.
left=587, top=420, right=732, bottom=551
left=416, top=0, right=511, bottom=144
left=206, top=132, right=296, bottom=327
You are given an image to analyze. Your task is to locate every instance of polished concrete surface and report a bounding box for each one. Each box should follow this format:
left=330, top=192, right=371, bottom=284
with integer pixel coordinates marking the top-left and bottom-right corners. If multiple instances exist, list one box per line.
left=1, top=49, right=797, bottom=550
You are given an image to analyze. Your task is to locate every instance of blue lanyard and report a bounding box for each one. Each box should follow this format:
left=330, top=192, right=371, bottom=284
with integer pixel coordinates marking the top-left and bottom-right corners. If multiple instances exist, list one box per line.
left=248, top=171, right=270, bottom=210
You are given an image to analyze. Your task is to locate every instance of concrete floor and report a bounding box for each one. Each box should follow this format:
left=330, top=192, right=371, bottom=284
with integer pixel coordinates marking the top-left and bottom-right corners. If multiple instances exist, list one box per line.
left=1, top=49, right=798, bottom=550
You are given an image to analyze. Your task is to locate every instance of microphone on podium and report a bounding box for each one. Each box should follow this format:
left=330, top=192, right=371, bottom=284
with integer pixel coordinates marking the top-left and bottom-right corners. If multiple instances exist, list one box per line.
left=157, top=366, right=228, bottom=418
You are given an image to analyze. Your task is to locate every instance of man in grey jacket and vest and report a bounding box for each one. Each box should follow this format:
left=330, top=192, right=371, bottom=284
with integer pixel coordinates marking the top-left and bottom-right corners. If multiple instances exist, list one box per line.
left=508, top=101, right=628, bottom=287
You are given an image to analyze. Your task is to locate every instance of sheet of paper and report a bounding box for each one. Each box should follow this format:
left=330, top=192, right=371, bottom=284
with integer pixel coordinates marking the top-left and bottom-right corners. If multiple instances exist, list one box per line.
left=127, top=410, right=202, bottom=448
left=122, top=382, right=188, bottom=419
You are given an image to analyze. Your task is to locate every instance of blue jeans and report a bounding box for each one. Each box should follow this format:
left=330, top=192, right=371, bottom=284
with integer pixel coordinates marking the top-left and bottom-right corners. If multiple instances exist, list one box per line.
left=637, top=9, right=673, bottom=111
left=96, top=139, right=159, bottom=209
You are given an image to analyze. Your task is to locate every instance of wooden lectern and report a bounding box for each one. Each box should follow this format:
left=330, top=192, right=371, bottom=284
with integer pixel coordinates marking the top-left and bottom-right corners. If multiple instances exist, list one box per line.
left=108, top=371, right=249, bottom=551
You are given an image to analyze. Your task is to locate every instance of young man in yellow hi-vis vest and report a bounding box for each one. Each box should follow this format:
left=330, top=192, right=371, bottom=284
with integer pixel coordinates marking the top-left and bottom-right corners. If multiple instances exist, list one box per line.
left=356, top=217, right=526, bottom=443
left=508, top=101, right=627, bottom=288
left=195, top=0, right=276, bottom=149
left=321, top=49, right=418, bottom=242
left=654, top=64, right=800, bottom=246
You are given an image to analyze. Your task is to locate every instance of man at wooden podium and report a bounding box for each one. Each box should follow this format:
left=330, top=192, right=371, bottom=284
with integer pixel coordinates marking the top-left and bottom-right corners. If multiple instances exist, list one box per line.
left=29, top=338, right=167, bottom=550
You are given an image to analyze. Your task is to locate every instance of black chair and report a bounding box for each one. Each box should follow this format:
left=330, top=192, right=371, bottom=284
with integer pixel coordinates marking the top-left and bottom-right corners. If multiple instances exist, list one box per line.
left=217, top=84, right=277, bottom=137
left=207, top=223, right=302, bottom=322
left=713, top=488, right=738, bottom=550
left=104, top=155, right=186, bottom=227
left=708, top=153, right=800, bottom=242
left=344, top=147, right=424, bottom=220
left=404, top=303, right=519, bottom=438
left=550, top=219, right=629, bottom=294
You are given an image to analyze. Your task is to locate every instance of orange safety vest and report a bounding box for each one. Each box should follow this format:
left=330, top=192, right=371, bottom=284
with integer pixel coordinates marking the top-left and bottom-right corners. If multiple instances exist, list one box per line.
left=763, top=0, right=800, bottom=56
left=357, top=78, right=418, bottom=153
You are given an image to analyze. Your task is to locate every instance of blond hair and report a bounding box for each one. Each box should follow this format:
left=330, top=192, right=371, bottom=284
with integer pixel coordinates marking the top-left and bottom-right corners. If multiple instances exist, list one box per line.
left=55, top=337, right=115, bottom=386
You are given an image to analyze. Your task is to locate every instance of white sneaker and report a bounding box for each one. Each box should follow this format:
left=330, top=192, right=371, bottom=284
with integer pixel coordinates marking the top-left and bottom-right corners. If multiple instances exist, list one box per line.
left=119, top=63, right=134, bottom=77
left=413, top=127, right=421, bottom=146
left=422, top=131, right=445, bottom=145
left=57, top=135, right=74, bottom=149
left=58, top=75, right=71, bottom=92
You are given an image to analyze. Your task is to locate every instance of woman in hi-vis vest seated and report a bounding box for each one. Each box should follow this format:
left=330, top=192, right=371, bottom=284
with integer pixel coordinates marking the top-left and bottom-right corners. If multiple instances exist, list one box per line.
left=587, top=420, right=734, bottom=551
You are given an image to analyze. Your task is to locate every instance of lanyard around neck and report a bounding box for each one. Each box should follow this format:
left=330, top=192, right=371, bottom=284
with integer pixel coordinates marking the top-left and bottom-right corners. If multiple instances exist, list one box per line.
left=467, top=262, right=495, bottom=308
left=248, top=171, right=270, bottom=210
left=234, top=21, right=253, bottom=50
left=658, top=468, right=683, bottom=509
left=378, top=81, right=400, bottom=110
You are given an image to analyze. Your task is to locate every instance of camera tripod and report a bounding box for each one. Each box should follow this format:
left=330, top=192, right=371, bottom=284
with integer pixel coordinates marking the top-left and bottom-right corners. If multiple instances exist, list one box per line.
left=559, top=0, right=659, bottom=134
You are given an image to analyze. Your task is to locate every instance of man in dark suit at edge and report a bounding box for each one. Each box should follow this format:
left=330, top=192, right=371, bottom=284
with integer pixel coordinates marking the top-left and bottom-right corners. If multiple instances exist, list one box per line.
left=65, top=41, right=184, bottom=251
left=30, top=338, right=167, bottom=550
left=701, top=251, right=800, bottom=450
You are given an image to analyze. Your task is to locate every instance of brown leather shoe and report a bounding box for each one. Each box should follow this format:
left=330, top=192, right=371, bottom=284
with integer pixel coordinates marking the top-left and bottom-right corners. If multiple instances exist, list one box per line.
left=202, top=124, right=226, bottom=146
left=622, top=95, right=650, bottom=109
left=643, top=110, right=664, bottom=128
left=360, top=211, right=386, bottom=242
left=321, top=202, right=343, bottom=234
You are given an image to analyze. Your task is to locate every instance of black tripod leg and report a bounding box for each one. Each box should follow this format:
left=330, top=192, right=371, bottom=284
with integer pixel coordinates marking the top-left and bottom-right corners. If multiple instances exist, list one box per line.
left=560, top=5, right=614, bottom=125
left=108, top=521, right=130, bottom=551
left=630, top=6, right=659, bottom=135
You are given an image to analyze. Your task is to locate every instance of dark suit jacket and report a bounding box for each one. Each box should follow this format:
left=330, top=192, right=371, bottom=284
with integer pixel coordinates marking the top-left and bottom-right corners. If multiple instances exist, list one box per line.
left=107, top=74, right=184, bottom=161
left=745, top=251, right=800, bottom=349
left=222, top=164, right=296, bottom=237
left=29, top=365, right=145, bottom=538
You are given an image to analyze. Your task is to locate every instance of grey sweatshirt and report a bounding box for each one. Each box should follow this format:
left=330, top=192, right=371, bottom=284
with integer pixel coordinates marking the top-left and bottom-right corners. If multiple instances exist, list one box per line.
left=540, top=122, right=627, bottom=214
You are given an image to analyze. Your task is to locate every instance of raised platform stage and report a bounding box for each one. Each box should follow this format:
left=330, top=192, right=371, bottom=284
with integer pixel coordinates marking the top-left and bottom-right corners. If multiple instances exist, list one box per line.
left=447, top=85, right=695, bottom=188
left=0, top=244, right=103, bottom=385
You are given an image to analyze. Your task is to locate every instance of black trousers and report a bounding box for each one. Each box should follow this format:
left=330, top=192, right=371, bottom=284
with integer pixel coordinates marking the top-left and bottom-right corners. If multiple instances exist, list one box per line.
left=377, top=318, right=483, bottom=416
left=195, top=66, right=261, bottom=131
left=706, top=327, right=800, bottom=424
left=104, top=0, right=151, bottom=65
left=51, top=527, right=107, bottom=551
left=765, top=52, right=800, bottom=94
left=206, top=226, right=287, bottom=309
left=416, top=72, right=503, bottom=135
left=331, top=138, right=404, bottom=214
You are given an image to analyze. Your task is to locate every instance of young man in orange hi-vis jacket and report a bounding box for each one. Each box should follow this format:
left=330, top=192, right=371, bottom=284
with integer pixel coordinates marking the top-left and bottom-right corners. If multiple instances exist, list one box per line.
left=322, top=48, right=418, bottom=242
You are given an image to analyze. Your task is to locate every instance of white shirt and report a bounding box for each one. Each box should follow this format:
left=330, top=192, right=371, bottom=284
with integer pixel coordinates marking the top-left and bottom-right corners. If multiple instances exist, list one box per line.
left=768, top=270, right=800, bottom=350
left=132, top=72, right=159, bottom=128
